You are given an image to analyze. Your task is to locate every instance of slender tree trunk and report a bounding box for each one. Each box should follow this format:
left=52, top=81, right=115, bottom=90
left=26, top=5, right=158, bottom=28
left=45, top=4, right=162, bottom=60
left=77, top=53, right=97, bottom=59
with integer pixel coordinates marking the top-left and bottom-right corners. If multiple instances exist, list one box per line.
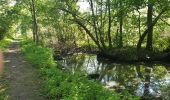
left=119, top=1, right=123, bottom=48
left=138, top=10, right=141, bottom=37
left=119, top=15, right=123, bottom=47
left=89, top=0, right=99, bottom=42
left=107, top=0, right=112, bottom=49
left=31, top=0, right=38, bottom=44
left=99, top=0, right=106, bottom=49
left=146, top=2, right=153, bottom=51
left=74, top=18, right=103, bottom=51
left=60, top=8, right=104, bottom=51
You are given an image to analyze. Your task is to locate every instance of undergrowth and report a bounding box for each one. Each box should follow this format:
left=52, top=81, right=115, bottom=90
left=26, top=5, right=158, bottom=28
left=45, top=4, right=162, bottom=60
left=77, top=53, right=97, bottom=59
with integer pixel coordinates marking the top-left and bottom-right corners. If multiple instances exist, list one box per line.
left=0, top=39, right=11, bottom=50
left=21, top=40, right=139, bottom=100
left=0, top=39, right=11, bottom=100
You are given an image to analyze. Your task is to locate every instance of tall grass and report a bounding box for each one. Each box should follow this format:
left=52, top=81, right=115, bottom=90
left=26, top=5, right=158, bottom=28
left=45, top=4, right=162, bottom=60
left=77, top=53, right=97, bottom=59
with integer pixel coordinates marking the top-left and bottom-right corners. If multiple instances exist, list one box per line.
left=0, top=39, right=11, bottom=50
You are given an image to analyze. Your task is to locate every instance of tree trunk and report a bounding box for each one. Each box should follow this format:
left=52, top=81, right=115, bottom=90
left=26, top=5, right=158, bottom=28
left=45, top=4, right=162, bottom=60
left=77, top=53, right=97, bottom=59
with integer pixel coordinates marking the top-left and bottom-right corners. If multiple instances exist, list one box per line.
left=119, top=1, right=123, bottom=48
left=107, top=0, right=112, bottom=49
left=89, top=0, right=99, bottom=42
left=99, top=0, right=106, bottom=50
left=146, top=2, right=153, bottom=51
left=74, top=18, right=104, bottom=51
left=31, top=0, right=38, bottom=44
left=137, top=10, right=141, bottom=37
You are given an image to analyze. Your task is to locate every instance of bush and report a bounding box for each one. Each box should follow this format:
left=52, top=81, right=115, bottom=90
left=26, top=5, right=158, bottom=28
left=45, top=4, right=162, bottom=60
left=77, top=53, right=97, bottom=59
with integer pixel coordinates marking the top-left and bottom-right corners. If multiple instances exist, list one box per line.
left=0, top=39, right=11, bottom=50
left=21, top=40, right=55, bottom=68
left=41, top=68, right=126, bottom=100
left=0, top=26, right=6, bottom=40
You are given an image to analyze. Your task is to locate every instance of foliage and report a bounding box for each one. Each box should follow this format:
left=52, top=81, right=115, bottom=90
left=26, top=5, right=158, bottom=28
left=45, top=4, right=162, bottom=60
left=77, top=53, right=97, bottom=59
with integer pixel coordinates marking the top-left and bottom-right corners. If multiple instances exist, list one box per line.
left=0, top=26, right=6, bottom=40
left=0, top=92, right=8, bottom=100
left=2, top=0, right=169, bottom=61
left=21, top=40, right=55, bottom=68
left=42, top=69, right=115, bottom=100
left=0, top=79, right=8, bottom=100
left=41, top=67, right=139, bottom=100
left=161, top=84, right=170, bottom=100
left=1, top=0, right=170, bottom=99
left=0, top=39, right=11, bottom=50
left=21, top=40, right=139, bottom=100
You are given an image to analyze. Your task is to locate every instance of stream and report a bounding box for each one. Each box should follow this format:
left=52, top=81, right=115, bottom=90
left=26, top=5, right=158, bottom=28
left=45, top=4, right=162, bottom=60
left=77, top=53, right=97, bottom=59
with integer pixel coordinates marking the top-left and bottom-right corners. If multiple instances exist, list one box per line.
left=57, top=53, right=170, bottom=99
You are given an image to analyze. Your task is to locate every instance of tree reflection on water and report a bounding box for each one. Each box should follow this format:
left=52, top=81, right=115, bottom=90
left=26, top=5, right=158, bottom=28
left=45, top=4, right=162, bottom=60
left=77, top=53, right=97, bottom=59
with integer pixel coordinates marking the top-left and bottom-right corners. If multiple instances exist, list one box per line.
left=57, top=54, right=170, bottom=99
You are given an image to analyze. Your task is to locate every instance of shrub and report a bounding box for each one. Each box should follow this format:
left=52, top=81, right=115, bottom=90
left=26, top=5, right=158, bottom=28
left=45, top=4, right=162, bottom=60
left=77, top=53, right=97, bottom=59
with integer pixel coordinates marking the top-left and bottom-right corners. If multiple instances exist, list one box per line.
left=21, top=40, right=55, bottom=68
left=0, top=39, right=11, bottom=50
left=41, top=68, right=124, bottom=100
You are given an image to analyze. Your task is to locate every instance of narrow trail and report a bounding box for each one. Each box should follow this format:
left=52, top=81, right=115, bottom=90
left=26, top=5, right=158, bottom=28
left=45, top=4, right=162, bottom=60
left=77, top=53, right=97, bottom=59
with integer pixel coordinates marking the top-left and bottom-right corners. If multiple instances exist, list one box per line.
left=2, top=41, right=45, bottom=100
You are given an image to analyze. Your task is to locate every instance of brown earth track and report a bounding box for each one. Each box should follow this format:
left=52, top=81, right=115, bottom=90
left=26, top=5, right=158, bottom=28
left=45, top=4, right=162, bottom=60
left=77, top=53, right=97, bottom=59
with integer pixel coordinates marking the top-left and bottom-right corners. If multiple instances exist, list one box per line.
left=1, top=41, right=45, bottom=100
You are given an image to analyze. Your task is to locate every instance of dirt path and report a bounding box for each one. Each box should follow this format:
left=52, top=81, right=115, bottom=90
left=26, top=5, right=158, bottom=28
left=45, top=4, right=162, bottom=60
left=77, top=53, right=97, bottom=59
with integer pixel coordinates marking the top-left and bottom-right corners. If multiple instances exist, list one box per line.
left=1, top=41, right=45, bottom=100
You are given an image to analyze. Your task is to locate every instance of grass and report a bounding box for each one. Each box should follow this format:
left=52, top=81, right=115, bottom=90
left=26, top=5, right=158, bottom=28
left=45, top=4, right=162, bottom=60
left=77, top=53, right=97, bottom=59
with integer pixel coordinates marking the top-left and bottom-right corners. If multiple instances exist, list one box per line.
left=0, top=39, right=11, bottom=51
left=0, top=78, right=8, bottom=100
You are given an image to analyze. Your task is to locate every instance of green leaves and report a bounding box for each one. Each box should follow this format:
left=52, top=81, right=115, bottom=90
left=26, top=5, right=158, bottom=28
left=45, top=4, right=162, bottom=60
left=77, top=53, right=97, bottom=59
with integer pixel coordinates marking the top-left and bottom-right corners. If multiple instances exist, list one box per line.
left=21, top=40, right=55, bottom=68
left=41, top=69, right=123, bottom=100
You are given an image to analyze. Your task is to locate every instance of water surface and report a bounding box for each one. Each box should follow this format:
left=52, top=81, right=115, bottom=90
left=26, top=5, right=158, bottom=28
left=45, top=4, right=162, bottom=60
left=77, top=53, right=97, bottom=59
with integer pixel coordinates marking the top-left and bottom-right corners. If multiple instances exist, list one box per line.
left=57, top=53, right=170, bottom=99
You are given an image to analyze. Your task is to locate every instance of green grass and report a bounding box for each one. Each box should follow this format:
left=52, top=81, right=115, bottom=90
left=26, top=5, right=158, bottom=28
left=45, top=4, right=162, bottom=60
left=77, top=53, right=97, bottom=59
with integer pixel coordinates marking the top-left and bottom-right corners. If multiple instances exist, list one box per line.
left=0, top=79, right=8, bottom=100
left=0, top=39, right=11, bottom=99
left=0, top=39, right=11, bottom=51
left=21, top=40, right=55, bottom=68
left=21, top=40, right=139, bottom=100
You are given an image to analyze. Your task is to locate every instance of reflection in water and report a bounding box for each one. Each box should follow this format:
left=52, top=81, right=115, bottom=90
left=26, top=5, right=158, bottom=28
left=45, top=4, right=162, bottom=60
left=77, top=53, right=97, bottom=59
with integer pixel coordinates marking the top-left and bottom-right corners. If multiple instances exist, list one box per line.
left=57, top=54, right=170, bottom=99
left=142, top=67, right=152, bottom=99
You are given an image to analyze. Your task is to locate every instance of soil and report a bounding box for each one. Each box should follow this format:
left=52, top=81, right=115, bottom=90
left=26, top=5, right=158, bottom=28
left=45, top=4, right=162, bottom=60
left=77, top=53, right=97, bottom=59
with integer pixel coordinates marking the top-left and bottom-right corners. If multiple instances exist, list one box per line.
left=1, top=41, right=45, bottom=100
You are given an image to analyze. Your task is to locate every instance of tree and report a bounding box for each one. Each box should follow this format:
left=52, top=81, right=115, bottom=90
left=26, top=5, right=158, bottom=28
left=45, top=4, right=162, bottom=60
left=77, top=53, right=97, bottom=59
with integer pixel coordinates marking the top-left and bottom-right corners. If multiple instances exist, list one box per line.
left=137, top=0, right=170, bottom=52
left=57, top=0, right=117, bottom=52
left=31, top=0, right=38, bottom=43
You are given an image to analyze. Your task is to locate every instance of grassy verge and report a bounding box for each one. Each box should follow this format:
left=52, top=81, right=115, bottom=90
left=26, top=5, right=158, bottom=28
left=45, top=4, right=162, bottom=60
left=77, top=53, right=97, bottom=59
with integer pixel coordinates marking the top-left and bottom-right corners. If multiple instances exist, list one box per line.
left=0, top=39, right=11, bottom=51
left=21, top=40, right=139, bottom=100
left=0, top=39, right=11, bottom=100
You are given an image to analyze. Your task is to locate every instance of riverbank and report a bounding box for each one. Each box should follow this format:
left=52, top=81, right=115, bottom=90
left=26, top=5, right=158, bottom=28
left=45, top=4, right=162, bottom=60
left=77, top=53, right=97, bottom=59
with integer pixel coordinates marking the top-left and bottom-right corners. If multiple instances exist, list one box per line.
left=85, top=46, right=170, bottom=63
left=54, top=45, right=170, bottom=64
left=21, top=40, right=139, bottom=100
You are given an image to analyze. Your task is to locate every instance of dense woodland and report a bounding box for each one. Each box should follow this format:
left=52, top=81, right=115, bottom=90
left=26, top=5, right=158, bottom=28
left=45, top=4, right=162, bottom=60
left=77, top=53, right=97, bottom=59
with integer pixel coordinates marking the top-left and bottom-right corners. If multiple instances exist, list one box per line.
left=1, top=0, right=170, bottom=59
left=0, top=0, right=170, bottom=100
